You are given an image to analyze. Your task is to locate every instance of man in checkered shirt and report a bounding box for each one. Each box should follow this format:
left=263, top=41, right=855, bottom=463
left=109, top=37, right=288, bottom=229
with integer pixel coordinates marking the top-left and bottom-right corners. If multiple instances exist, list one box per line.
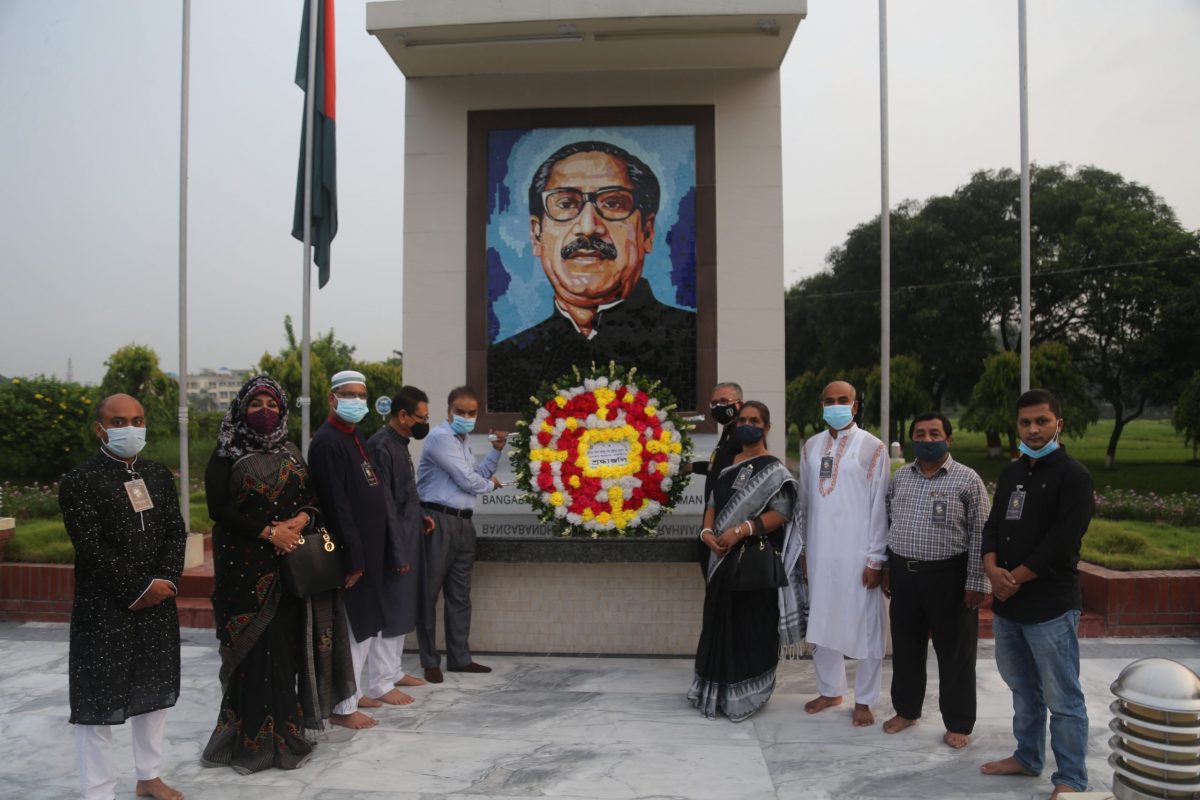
left=881, top=411, right=991, bottom=749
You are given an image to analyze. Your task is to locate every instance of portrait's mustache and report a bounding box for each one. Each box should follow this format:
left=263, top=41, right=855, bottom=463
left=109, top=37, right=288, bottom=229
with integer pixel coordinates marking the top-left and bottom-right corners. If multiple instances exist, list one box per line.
left=561, top=235, right=618, bottom=261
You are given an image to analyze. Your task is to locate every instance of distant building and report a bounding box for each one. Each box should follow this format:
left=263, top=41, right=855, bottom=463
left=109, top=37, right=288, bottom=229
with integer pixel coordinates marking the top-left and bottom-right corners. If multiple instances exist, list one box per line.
left=188, top=368, right=251, bottom=411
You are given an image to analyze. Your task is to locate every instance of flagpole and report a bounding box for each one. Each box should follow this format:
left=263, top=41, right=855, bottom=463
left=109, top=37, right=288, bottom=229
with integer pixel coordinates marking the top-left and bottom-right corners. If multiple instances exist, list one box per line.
left=177, top=0, right=191, bottom=525
left=1018, top=0, right=1032, bottom=392
left=300, top=0, right=319, bottom=457
left=878, top=0, right=891, bottom=446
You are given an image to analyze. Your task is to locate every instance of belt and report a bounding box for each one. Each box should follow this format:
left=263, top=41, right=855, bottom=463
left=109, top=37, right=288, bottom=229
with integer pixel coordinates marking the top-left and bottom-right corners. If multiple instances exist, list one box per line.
left=890, top=551, right=967, bottom=573
left=422, top=502, right=473, bottom=520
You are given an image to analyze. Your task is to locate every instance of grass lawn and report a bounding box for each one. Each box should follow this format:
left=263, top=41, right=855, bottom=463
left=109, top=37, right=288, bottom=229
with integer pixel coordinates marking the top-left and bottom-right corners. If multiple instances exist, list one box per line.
left=1081, top=519, right=1200, bottom=571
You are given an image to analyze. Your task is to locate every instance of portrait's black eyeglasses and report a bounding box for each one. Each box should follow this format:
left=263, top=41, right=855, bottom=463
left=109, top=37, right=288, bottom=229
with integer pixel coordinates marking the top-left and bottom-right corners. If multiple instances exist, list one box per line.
left=542, top=187, right=638, bottom=223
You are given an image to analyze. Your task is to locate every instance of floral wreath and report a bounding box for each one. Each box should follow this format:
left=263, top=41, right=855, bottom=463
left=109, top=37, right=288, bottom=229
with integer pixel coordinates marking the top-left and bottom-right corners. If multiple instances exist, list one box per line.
left=511, top=363, right=693, bottom=537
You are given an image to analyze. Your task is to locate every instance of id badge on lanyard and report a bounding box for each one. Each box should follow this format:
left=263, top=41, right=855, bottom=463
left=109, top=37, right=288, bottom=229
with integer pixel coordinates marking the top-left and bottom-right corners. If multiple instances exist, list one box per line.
left=361, top=461, right=380, bottom=487
left=819, top=455, right=834, bottom=480
left=930, top=492, right=947, bottom=524
left=1006, top=485, right=1027, bottom=521
left=125, top=478, right=154, bottom=513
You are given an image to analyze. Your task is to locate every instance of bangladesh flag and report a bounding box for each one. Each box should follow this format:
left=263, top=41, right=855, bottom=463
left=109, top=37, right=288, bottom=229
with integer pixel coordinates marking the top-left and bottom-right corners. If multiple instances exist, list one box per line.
left=292, top=0, right=337, bottom=288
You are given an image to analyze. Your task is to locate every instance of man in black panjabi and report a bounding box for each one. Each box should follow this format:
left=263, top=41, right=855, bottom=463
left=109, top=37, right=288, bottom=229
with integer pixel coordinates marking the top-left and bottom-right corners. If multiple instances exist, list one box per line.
left=306, top=370, right=414, bottom=729
left=487, top=140, right=697, bottom=411
left=58, top=393, right=187, bottom=800
left=366, top=385, right=436, bottom=702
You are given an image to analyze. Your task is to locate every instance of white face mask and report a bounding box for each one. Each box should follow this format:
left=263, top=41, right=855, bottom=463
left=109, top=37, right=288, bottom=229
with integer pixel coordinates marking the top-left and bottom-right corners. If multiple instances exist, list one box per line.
left=102, top=425, right=147, bottom=458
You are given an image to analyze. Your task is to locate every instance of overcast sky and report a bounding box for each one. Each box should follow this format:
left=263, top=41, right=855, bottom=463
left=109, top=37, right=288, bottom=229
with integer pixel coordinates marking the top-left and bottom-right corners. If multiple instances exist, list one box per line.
left=1, top=0, right=1197, bottom=384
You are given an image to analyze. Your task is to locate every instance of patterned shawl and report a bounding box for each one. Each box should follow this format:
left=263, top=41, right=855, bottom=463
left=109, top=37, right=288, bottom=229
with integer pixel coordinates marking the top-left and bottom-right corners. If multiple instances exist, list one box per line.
left=706, top=456, right=808, bottom=654
left=214, top=374, right=291, bottom=459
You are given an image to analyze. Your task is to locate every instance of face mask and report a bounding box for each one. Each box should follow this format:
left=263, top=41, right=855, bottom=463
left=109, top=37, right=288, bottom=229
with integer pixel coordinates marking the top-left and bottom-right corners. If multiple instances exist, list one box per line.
left=410, top=422, right=430, bottom=440
left=710, top=403, right=739, bottom=426
left=245, top=408, right=280, bottom=435
left=822, top=404, right=854, bottom=430
left=451, top=415, right=476, bottom=435
left=102, top=425, right=147, bottom=458
left=912, top=440, right=948, bottom=463
left=734, top=425, right=765, bottom=445
left=334, top=398, right=369, bottom=425
left=1018, top=429, right=1061, bottom=460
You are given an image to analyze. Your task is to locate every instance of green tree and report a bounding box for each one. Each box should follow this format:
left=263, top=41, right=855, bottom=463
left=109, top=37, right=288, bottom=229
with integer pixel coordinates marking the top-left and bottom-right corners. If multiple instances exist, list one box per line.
left=785, top=369, right=831, bottom=437
left=864, top=355, right=932, bottom=444
left=1175, top=370, right=1200, bottom=462
left=962, top=343, right=1099, bottom=456
left=0, top=376, right=98, bottom=481
left=99, top=344, right=179, bottom=434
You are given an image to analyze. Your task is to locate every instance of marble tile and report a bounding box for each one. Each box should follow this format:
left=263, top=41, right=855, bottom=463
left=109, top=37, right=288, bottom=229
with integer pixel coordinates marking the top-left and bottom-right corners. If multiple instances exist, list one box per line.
left=1, top=622, right=1199, bottom=800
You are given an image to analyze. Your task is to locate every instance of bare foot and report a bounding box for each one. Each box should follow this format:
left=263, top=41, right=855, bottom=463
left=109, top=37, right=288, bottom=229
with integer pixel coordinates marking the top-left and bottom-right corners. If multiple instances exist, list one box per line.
left=882, top=715, right=916, bottom=734
left=804, top=695, right=843, bottom=714
left=374, top=688, right=415, bottom=706
left=136, top=778, right=184, bottom=800
left=943, top=731, right=970, bottom=749
left=852, top=704, right=875, bottom=727
left=358, top=696, right=383, bottom=709
left=330, top=710, right=378, bottom=729
left=1049, top=784, right=1077, bottom=799
left=395, top=674, right=427, bottom=687
left=981, top=756, right=1037, bottom=776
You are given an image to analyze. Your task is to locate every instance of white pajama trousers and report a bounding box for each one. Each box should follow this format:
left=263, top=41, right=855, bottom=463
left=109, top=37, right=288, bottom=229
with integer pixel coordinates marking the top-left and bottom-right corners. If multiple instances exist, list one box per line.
left=812, top=644, right=883, bottom=707
left=333, top=627, right=407, bottom=715
left=74, top=708, right=167, bottom=800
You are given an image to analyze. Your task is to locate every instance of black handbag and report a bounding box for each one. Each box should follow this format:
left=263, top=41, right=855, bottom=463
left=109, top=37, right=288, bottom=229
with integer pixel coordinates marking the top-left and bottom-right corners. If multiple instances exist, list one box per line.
left=731, top=535, right=789, bottom=591
left=280, top=521, right=344, bottom=597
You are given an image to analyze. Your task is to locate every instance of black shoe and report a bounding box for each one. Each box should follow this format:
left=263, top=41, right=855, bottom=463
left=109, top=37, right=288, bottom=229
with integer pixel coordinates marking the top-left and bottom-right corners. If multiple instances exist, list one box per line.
left=447, top=662, right=492, bottom=673
left=424, top=666, right=444, bottom=683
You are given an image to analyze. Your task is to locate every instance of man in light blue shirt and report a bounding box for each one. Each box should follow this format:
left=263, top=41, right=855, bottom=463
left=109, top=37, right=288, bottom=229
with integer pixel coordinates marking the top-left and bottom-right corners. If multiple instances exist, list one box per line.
left=415, top=385, right=507, bottom=682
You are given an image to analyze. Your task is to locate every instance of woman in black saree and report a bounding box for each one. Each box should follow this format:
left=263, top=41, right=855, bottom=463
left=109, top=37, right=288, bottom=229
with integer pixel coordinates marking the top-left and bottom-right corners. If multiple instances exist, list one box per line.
left=688, top=401, right=806, bottom=721
left=201, top=375, right=355, bottom=773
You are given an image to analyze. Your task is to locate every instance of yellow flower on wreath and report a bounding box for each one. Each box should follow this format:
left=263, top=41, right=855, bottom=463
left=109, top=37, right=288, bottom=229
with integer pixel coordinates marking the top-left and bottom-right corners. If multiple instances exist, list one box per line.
left=549, top=491, right=564, bottom=507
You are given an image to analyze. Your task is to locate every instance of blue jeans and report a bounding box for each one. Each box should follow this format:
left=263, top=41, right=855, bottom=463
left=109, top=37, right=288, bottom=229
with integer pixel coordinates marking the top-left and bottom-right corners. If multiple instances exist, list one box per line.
left=993, top=609, right=1089, bottom=791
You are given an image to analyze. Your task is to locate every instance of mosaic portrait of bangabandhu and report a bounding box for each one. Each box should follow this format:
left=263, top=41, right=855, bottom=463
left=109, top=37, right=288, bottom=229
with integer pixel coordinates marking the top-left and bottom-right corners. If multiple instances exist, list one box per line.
left=468, top=108, right=715, bottom=418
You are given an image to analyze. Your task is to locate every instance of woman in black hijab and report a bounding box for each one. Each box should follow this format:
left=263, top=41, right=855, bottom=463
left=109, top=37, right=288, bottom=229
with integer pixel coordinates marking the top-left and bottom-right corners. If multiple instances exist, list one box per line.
left=201, top=375, right=355, bottom=773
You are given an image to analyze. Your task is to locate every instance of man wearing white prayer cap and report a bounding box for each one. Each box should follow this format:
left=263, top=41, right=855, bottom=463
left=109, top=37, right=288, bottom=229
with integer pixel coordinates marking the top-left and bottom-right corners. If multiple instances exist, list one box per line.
left=306, top=369, right=417, bottom=728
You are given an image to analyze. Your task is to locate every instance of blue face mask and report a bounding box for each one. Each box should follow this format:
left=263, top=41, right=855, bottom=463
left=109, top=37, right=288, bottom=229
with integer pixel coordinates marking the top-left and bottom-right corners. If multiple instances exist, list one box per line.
left=1018, top=435, right=1060, bottom=460
left=334, top=397, right=369, bottom=425
left=451, top=415, right=476, bottom=435
left=912, top=440, right=949, bottom=463
left=103, top=425, right=147, bottom=458
left=734, top=424, right=765, bottom=445
left=822, top=404, right=854, bottom=430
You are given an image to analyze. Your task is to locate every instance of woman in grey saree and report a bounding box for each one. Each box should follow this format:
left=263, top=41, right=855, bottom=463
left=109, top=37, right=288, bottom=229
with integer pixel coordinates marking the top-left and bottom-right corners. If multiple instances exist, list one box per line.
left=688, top=401, right=805, bottom=721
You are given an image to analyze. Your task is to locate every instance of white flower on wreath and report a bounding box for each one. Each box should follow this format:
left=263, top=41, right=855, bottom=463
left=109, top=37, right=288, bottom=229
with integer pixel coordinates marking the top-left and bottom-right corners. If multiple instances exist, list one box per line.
left=661, top=478, right=673, bottom=491
left=594, top=490, right=609, bottom=503
left=550, top=461, right=562, bottom=474
left=596, top=377, right=609, bottom=387
left=535, top=408, right=550, bottom=424
left=600, top=478, right=615, bottom=490
left=554, top=505, right=568, bottom=518
left=567, top=513, right=583, bottom=525
left=584, top=379, right=597, bottom=391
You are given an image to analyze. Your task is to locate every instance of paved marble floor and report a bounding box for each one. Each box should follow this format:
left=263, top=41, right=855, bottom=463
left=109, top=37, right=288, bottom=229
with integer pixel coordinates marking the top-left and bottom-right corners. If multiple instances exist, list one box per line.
left=1, top=622, right=1197, bottom=800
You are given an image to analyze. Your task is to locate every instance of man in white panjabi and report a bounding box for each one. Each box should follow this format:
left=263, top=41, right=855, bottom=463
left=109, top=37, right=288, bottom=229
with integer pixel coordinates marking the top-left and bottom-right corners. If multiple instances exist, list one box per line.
left=798, top=380, right=889, bottom=727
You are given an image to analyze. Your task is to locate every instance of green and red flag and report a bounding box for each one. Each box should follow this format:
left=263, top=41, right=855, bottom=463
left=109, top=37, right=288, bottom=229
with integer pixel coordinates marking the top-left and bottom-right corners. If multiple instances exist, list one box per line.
left=292, top=0, right=337, bottom=288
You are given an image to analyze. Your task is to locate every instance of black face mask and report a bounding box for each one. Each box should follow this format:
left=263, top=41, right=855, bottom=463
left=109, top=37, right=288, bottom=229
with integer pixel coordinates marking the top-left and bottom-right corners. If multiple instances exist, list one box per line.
left=410, top=422, right=430, bottom=440
left=710, top=403, right=739, bottom=426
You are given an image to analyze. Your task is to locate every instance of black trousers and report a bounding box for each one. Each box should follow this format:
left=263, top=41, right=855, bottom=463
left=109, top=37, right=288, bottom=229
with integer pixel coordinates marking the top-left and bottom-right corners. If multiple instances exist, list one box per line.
left=888, top=552, right=978, bottom=734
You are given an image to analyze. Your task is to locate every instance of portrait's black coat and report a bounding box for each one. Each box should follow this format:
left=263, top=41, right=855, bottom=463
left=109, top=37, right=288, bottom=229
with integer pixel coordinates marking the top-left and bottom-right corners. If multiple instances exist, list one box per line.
left=487, top=279, right=697, bottom=411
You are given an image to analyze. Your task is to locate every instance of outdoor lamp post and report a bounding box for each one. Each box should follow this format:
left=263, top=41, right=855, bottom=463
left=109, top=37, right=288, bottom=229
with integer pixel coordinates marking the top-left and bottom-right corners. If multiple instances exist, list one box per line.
left=1108, top=657, right=1200, bottom=799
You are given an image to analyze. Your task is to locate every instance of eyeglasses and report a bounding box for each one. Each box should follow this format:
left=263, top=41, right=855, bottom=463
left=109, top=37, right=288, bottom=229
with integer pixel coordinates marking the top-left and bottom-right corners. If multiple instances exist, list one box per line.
left=542, top=187, right=638, bottom=223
